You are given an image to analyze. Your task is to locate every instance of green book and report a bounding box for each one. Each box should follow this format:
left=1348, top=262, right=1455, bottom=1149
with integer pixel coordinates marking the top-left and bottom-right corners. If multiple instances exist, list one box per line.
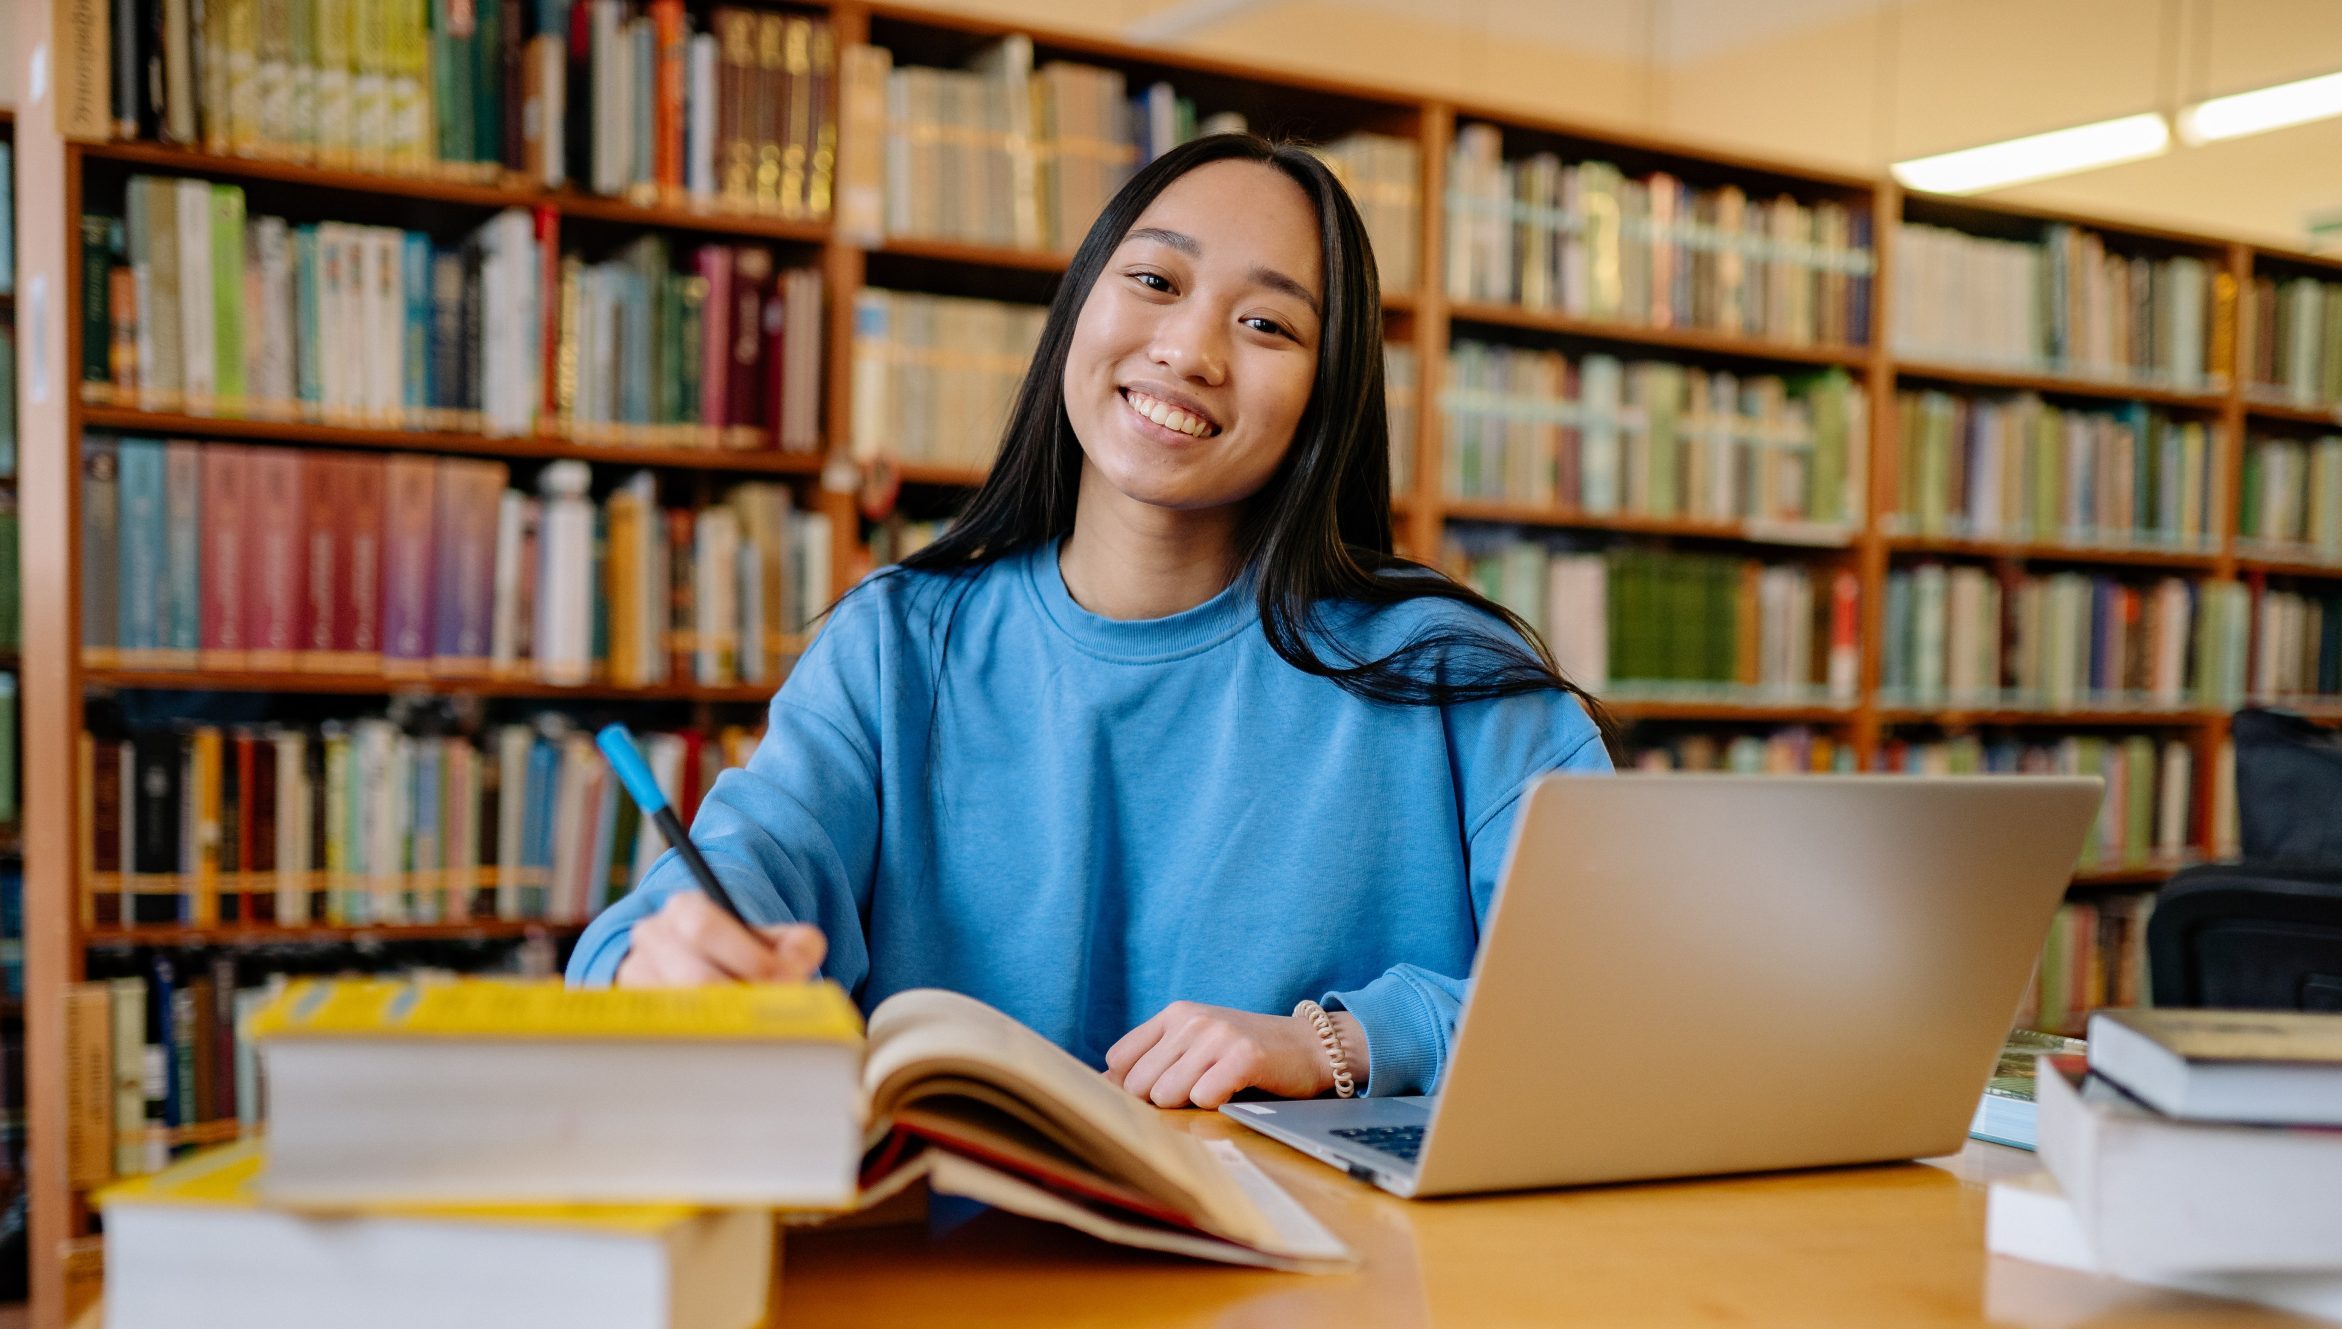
left=210, top=185, right=248, bottom=406
left=2123, top=735, right=2156, bottom=865
left=80, top=214, right=121, bottom=395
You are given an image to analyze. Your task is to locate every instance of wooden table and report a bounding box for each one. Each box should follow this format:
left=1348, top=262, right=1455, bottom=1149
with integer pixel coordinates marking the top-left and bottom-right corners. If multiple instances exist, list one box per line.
left=767, top=1112, right=2311, bottom=1328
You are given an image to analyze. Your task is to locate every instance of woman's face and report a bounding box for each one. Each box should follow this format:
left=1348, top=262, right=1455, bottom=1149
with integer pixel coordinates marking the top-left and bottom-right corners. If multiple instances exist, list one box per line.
left=1062, top=159, right=1325, bottom=516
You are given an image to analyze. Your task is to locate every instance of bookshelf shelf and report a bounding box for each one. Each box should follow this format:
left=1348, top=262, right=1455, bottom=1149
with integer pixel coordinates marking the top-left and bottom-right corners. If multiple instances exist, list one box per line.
left=1602, top=698, right=1858, bottom=724
left=75, top=142, right=835, bottom=247
left=1444, top=500, right=1855, bottom=549
left=2236, top=550, right=2342, bottom=580
left=1447, top=301, right=1869, bottom=369
left=2243, top=399, right=2342, bottom=428
left=1881, top=533, right=2222, bottom=571
left=868, top=235, right=1070, bottom=272
left=82, top=921, right=586, bottom=948
left=1890, top=360, right=2227, bottom=411
left=1876, top=705, right=2221, bottom=727
left=79, top=407, right=828, bottom=476
left=2071, top=860, right=2197, bottom=887
left=82, top=670, right=784, bottom=704
left=2247, top=696, right=2342, bottom=721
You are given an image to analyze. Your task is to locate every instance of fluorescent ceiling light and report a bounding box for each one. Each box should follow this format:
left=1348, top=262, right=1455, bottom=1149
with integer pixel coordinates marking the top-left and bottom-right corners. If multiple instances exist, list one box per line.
left=2180, top=70, right=2342, bottom=144
left=1892, top=112, right=2172, bottom=194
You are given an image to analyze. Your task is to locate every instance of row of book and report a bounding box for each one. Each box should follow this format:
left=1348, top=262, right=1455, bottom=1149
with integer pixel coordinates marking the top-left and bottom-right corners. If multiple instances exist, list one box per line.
left=1889, top=392, right=2219, bottom=551
left=848, top=289, right=1048, bottom=470
left=1878, top=734, right=2200, bottom=872
left=86, top=179, right=829, bottom=447
left=2019, top=894, right=2153, bottom=1037
left=2238, top=433, right=2342, bottom=562
left=1440, top=343, right=1864, bottom=528
left=91, top=0, right=838, bottom=220
left=86, top=182, right=544, bottom=436
left=1445, top=536, right=1859, bottom=699
left=83, top=713, right=761, bottom=933
left=2253, top=586, right=2342, bottom=701
left=1623, top=727, right=1858, bottom=773
left=560, top=236, right=824, bottom=451
left=1891, top=223, right=2219, bottom=389
left=1878, top=565, right=2249, bottom=710
left=81, top=438, right=832, bottom=687
left=1444, top=126, right=1875, bottom=346
left=2245, top=273, right=2342, bottom=408
left=66, top=944, right=560, bottom=1186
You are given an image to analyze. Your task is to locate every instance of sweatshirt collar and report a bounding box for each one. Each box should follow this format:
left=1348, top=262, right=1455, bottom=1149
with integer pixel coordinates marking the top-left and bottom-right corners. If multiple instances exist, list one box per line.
left=1021, top=537, right=1257, bottom=663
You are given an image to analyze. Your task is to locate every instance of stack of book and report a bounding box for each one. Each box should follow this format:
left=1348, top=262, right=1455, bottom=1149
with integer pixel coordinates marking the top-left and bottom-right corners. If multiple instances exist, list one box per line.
left=1875, top=734, right=2195, bottom=872
left=1892, top=223, right=2217, bottom=389
left=83, top=182, right=545, bottom=436
left=97, top=979, right=1352, bottom=1327
left=2250, top=584, right=2342, bottom=704
left=1625, top=727, right=1856, bottom=773
left=1877, top=565, right=2247, bottom=711
left=1444, top=126, right=1874, bottom=346
left=849, top=289, right=1048, bottom=470
left=2238, top=433, right=2342, bottom=564
left=81, top=440, right=831, bottom=688
left=1990, top=1012, right=2342, bottom=1322
left=1890, top=391, right=2217, bottom=551
left=93, top=0, right=837, bottom=217
left=1441, top=343, right=1863, bottom=531
left=82, top=712, right=761, bottom=933
left=1444, top=536, right=1859, bottom=702
left=2245, top=272, right=2342, bottom=408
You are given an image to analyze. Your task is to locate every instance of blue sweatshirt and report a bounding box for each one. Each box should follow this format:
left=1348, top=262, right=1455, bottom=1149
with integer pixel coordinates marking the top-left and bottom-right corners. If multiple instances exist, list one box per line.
left=567, top=539, right=1611, bottom=1096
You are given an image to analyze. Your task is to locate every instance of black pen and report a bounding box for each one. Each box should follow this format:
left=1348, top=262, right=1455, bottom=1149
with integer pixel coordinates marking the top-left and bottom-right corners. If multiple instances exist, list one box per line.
left=596, top=723, right=751, bottom=925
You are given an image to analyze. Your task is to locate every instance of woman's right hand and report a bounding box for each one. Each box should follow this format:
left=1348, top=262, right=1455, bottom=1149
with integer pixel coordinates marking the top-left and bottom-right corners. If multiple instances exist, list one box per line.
left=613, top=890, right=829, bottom=987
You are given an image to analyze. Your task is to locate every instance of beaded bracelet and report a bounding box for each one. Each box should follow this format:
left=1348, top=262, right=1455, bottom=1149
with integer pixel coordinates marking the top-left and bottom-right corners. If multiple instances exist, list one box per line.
left=1292, top=999, right=1357, bottom=1099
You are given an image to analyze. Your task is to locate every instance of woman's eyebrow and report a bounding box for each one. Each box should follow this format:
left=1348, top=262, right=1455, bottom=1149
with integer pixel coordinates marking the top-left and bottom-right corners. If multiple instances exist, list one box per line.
left=1125, top=225, right=1322, bottom=317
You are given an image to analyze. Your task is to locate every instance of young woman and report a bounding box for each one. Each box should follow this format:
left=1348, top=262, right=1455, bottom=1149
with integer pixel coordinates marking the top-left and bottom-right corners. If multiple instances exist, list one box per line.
left=568, top=133, right=1613, bottom=1109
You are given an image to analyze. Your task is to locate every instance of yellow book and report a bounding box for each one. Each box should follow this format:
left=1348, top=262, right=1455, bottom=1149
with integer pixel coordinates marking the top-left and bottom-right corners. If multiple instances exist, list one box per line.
left=100, top=1140, right=775, bottom=1329
left=247, top=976, right=864, bottom=1044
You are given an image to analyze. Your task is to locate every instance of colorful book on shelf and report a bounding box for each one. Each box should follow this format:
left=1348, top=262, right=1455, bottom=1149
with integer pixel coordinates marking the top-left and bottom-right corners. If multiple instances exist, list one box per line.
left=2246, top=271, right=2342, bottom=409
left=2239, top=432, right=2342, bottom=562
left=849, top=289, right=1049, bottom=469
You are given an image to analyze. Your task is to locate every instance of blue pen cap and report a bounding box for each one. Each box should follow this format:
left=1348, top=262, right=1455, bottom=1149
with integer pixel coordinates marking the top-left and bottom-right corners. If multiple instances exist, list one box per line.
left=595, top=724, right=671, bottom=815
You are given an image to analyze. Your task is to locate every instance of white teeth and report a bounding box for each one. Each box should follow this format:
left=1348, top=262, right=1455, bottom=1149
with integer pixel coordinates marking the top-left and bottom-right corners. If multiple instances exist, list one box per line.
left=1126, top=390, right=1214, bottom=437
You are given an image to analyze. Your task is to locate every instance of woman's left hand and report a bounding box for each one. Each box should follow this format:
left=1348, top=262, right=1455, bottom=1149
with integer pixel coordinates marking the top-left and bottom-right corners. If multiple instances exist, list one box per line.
left=1104, top=1001, right=1359, bottom=1108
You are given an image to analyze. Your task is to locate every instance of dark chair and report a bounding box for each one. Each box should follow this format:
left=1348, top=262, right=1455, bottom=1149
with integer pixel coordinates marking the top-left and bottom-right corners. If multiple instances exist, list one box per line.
left=2146, top=709, right=2342, bottom=1012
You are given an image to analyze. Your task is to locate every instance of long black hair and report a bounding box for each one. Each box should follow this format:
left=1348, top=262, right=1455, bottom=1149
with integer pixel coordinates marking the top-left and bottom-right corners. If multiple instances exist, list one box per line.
left=882, top=132, right=1611, bottom=740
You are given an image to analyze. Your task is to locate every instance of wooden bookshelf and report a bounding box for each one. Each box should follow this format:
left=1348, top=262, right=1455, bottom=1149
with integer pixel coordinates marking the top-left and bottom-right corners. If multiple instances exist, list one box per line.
left=82, top=669, right=785, bottom=704
left=80, top=406, right=829, bottom=476
left=10, top=6, right=2326, bottom=1326
left=82, top=921, right=585, bottom=948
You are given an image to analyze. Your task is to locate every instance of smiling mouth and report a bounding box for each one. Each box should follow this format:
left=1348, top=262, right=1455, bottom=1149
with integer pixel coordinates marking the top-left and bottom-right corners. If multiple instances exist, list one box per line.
left=1120, top=388, right=1222, bottom=439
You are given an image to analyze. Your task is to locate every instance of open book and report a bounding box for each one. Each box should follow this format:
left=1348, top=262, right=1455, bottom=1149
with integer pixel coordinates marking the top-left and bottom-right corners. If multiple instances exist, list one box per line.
left=252, top=980, right=1352, bottom=1272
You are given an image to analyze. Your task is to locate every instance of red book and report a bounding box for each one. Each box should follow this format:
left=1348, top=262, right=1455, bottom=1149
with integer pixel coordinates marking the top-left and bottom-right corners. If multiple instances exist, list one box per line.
left=245, top=448, right=306, bottom=670
left=199, top=445, right=251, bottom=668
left=431, top=459, right=507, bottom=677
left=536, top=206, right=562, bottom=421
left=299, top=454, right=341, bottom=666
left=677, top=728, right=708, bottom=826
left=381, top=456, right=440, bottom=677
left=697, top=245, right=733, bottom=433
left=1828, top=570, right=1860, bottom=701
left=339, top=455, right=388, bottom=671
left=729, top=247, right=773, bottom=433
left=652, top=0, right=687, bottom=194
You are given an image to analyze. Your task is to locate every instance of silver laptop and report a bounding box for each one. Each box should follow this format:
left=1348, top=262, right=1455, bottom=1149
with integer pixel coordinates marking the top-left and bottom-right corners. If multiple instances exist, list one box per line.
left=1223, top=773, right=2103, bottom=1197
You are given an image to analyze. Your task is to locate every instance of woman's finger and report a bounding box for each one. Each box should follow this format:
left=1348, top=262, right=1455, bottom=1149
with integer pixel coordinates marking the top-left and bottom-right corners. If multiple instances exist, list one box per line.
left=1104, top=1013, right=1167, bottom=1085
left=1147, top=1044, right=1220, bottom=1109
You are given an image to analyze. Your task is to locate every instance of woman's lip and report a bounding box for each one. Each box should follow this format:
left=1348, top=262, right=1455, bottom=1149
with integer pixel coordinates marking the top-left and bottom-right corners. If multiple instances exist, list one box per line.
left=1120, top=389, right=1218, bottom=444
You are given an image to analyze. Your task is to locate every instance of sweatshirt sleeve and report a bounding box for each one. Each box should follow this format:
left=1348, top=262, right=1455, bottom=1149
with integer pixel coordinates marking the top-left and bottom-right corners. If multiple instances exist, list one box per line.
left=566, top=591, right=891, bottom=991
left=1320, top=693, right=1611, bottom=1097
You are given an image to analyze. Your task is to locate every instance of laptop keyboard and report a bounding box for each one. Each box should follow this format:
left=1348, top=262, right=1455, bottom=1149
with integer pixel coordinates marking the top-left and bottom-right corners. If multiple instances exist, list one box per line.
left=1330, top=1124, right=1425, bottom=1164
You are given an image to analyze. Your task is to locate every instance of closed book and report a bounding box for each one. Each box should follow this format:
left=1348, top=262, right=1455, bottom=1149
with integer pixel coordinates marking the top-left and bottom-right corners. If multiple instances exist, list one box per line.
left=67, top=983, right=116, bottom=1188
left=1968, top=1029, right=2085, bottom=1150
left=198, top=445, right=251, bottom=668
left=109, top=977, right=147, bottom=1178
left=2088, top=1008, right=2342, bottom=1127
left=162, top=441, right=204, bottom=666
left=243, top=449, right=304, bottom=669
left=99, top=1141, right=776, bottom=1329
left=2036, top=1056, right=2342, bottom=1275
left=83, top=439, right=123, bottom=667
left=338, top=455, right=388, bottom=672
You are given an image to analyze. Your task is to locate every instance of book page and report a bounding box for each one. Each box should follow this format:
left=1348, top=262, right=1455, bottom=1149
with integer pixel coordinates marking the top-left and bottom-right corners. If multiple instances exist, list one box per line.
left=863, top=988, right=1283, bottom=1250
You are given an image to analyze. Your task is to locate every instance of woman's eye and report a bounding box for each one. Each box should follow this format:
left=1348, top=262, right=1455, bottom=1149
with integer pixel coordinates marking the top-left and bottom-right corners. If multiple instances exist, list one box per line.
left=1133, top=272, right=1172, bottom=292
left=1244, top=316, right=1290, bottom=339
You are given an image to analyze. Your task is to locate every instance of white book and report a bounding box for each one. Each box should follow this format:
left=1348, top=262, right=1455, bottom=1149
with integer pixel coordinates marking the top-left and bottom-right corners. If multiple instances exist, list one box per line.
left=629, top=734, right=686, bottom=888
left=444, top=742, right=478, bottom=922
left=176, top=179, right=217, bottom=407
left=1988, top=1169, right=2342, bottom=1322
left=534, top=462, right=596, bottom=685
left=1579, top=355, right=1623, bottom=514
left=535, top=32, right=568, bottom=187
left=687, top=33, right=719, bottom=198
left=2037, top=1056, right=2342, bottom=1276
left=495, top=725, right=535, bottom=920
left=253, top=216, right=296, bottom=409
left=350, top=227, right=385, bottom=417
left=592, top=0, right=626, bottom=196
left=2155, top=741, right=2191, bottom=859
left=2091, top=1008, right=2342, bottom=1129
left=695, top=507, right=741, bottom=684
left=1543, top=553, right=1607, bottom=691
left=103, top=1141, right=775, bottom=1329
left=490, top=490, right=528, bottom=675
left=274, top=731, right=310, bottom=925
left=314, top=225, right=346, bottom=418
left=547, top=737, right=592, bottom=925
left=372, top=228, right=405, bottom=421
left=797, top=511, right=833, bottom=633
